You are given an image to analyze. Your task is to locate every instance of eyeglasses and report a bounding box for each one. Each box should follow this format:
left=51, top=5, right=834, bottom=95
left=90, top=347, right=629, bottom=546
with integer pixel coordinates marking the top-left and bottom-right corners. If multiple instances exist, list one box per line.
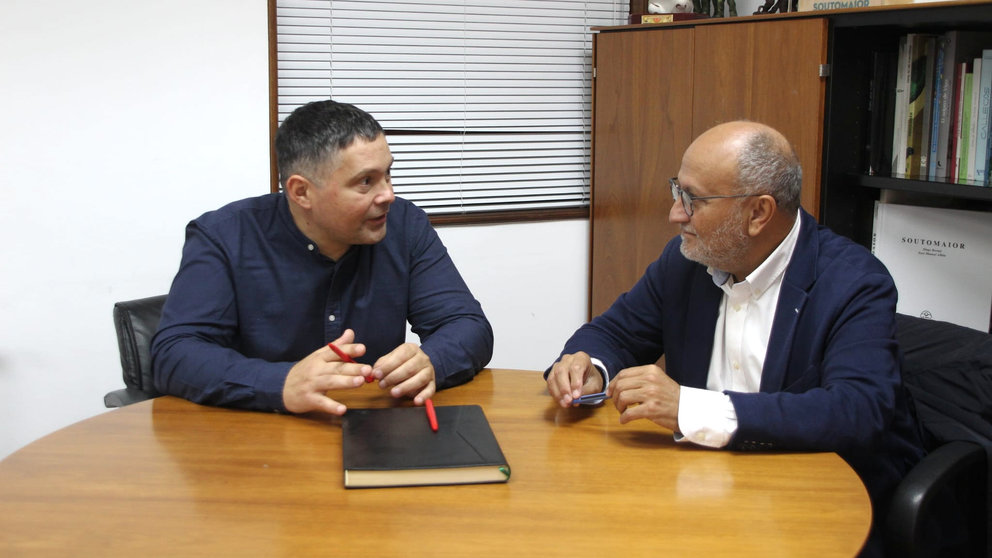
left=669, top=177, right=763, bottom=217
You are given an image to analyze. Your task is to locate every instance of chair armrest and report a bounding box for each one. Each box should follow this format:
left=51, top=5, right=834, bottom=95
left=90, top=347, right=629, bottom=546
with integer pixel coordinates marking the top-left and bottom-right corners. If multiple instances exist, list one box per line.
left=104, top=387, right=158, bottom=408
left=885, top=440, right=986, bottom=557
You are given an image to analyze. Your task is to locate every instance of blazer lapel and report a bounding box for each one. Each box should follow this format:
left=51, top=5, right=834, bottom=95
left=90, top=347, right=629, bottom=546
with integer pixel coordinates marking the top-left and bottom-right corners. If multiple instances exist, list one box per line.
left=681, top=266, right=723, bottom=389
left=760, top=210, right=818, bottom=393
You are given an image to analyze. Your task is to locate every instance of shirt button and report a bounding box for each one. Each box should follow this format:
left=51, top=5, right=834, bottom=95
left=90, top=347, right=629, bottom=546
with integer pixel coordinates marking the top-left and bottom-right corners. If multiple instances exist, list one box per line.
left=307, top=244, right=315, bottom=251
left=733, top=361, right=740, bottom=370
left=734, top=305, right=742, bottom=312
left=328, top=314, right=336, bottom=322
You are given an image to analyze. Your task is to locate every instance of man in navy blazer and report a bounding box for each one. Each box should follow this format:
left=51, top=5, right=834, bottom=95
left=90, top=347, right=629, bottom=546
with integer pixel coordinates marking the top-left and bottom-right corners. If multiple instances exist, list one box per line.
left=546, top=121, right=922, bottom=555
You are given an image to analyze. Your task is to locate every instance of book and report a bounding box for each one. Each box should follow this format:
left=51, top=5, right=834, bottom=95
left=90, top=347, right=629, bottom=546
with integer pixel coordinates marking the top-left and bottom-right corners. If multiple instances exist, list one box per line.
left=917, top=36, right=937, bottom=178
left=987, top=84, right=992, bottom=186
left=974, top=49, right=992, bottom=184
left=905, top=34, right=934, bottom=178
left=927, top=36, right=947, bottom=179
left=892, top=35, right=911, bottom=177
left=868, top=49, right=898, bottom=176
left=628, top=13, right=708, bottom=24
left=933, top=31, right=992, bottom=179
left=959, top=70, right=974, bottom=183
left=797, top=0, right=880, bottom=10
left=872, top=202, right=992, bottom=333
left=986, top=122, right=992, bottom=185
left=949, top=62, right=967, bottom=181
left=796, top=0, right=932, bottom=11
left=966, top=57, right=983, bottom=181
left=341, top=405, right=511, bottom=488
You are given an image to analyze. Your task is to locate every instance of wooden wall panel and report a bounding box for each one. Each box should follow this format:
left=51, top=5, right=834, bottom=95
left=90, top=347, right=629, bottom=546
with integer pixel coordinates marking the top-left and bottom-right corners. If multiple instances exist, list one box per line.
left=590, top=28, right=695, bottom=317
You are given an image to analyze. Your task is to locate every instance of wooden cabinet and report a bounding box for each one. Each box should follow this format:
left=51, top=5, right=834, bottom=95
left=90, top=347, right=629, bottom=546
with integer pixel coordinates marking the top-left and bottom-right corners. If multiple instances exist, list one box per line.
left=589, top=16, right=827, bottom=316
left=590, top=27, right=694, bottom=317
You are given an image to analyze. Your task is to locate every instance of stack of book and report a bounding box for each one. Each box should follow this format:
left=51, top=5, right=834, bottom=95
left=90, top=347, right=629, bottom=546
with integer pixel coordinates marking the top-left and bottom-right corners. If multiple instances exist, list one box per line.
left=869, top=31, right=992, bottom=186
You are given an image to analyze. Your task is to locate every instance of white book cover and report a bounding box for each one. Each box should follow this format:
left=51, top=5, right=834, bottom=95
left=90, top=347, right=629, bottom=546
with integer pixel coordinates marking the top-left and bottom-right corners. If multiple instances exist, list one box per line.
left=873, top=202, right=992, bottom=332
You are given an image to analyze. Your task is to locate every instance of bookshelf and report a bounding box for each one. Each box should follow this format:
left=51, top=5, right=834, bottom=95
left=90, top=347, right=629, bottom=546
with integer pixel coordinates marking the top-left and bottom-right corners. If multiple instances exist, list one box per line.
left=820, top=0, right=992, bottom=247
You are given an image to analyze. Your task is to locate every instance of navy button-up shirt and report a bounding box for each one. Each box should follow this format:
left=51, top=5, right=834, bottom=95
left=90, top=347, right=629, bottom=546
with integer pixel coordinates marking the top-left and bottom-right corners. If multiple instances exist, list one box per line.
left=151, top=193, right=493, bottom=412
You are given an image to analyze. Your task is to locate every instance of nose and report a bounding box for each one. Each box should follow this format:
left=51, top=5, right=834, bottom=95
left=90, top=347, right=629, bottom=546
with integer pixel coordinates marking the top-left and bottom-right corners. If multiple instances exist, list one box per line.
left=376, top=179, right=395, bottom=205
left=669, top=197, right=689, bottom=224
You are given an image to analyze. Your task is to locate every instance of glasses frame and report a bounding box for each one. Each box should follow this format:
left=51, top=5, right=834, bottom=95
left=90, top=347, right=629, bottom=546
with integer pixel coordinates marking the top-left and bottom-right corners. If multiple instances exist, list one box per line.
left=669, top=177, right=763, bottom=217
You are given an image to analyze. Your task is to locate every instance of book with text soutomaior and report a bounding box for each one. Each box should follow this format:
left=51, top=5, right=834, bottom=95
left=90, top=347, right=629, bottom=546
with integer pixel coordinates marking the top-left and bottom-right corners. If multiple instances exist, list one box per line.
left=342, top=405, right=510, bottom=488
left=872, top=201, right=992, bottom=333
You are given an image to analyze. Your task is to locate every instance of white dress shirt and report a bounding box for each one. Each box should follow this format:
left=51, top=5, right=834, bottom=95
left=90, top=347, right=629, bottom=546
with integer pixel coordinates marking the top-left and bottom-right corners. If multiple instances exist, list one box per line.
left=676, top=212, right=802, bottom=448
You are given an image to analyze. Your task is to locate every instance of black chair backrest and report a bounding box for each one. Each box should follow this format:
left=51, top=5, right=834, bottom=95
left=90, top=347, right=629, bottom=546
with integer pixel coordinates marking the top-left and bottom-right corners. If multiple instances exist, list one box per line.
left=888, top=313, right=992, bottom=557
left=106, top=295, right=167, bottom=407
left=896, top=313, right=992, bottom=450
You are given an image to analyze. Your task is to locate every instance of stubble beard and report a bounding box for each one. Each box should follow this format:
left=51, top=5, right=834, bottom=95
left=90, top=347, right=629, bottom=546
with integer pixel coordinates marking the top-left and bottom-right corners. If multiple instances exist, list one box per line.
left=679, top=210, right=749, bottom=272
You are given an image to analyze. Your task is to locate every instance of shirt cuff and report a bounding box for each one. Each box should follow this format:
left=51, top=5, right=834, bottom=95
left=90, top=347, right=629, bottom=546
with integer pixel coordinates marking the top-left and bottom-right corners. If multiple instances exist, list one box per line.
left=588, top=357, right=610, bottom=389
left=675, top=386, right=737, bottom=448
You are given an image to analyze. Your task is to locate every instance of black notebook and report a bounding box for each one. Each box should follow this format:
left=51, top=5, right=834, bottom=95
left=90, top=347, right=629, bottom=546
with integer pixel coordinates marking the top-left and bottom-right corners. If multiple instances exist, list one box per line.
left=341, top=404, right=511, bottom=489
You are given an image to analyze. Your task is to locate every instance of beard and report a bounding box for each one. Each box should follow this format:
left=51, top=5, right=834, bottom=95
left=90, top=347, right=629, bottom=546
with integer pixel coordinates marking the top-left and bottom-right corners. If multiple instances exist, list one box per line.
left=679, top=208, right=749, bottom=271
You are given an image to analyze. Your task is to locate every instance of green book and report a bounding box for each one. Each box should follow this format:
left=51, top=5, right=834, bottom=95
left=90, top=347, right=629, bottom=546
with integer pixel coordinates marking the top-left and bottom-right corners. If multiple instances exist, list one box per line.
left=342, top=405, right=511, bottom=488
left=959, top=72, right=973, bottom=183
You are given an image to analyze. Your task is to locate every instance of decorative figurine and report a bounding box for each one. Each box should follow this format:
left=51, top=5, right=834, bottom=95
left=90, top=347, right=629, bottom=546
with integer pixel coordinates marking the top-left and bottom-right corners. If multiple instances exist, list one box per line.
left=694, top=0, right=736, bottom=18
left=753, top=0, right=795, bottom=13
left=648, top=0, right=695, bottom=13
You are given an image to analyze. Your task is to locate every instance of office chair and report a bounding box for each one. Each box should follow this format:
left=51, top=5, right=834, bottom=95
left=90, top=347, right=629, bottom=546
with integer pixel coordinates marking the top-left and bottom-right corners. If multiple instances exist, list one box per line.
left=886, top=313, right=992, bottom=557
left=104, top=294, right=167, bottom=407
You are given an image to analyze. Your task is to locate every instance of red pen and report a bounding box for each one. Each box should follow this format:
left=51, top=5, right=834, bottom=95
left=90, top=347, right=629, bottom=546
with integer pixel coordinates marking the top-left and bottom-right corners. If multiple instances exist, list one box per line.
left=425, top=399, right=439, bottom=432
left=327, top=342, right=374, bottom=383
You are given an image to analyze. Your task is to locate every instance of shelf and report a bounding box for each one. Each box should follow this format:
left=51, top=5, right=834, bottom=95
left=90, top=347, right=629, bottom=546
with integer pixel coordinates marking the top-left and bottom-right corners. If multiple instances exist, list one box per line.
left=852, top=175, right=992, bottom=201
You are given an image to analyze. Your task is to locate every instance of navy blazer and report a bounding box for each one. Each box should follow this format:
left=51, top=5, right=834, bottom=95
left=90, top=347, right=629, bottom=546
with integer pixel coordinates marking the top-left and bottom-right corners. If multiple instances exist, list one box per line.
left=559, top=209, right=923, bottom=521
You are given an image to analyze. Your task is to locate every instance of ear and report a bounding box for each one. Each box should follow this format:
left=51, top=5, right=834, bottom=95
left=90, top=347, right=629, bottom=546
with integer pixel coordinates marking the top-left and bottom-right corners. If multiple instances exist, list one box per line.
left=746, top=195, right=777, bottom=236
left=284, top=174, right=314, bottom=210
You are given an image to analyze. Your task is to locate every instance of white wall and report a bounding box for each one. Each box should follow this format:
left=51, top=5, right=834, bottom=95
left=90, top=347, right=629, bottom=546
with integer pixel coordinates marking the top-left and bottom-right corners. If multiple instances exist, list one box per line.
left=0, top=1, right=589, bottom=459
left=435, top=220, right=590, bottom=372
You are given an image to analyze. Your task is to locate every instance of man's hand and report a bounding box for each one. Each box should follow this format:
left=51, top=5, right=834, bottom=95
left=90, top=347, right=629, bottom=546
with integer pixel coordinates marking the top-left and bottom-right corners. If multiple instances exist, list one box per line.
left=606, top=365, right=681, bottom=431
left=372, top=343, right=436, bottom=405
left=546, top=352, right=605, bottom=408
left=282, top=329, right=371, bottom=415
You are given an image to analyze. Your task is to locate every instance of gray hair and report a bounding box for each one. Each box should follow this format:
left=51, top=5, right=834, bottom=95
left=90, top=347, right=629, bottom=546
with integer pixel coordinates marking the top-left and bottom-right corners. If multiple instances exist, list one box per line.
left=736, top=128, right=802, bottom=212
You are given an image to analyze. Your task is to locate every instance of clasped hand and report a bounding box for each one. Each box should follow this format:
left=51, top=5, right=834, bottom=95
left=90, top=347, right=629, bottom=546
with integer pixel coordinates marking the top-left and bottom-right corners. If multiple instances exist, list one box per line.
left=283, top=328, right=436, bottom=415
left=547, top=352, right=681, bottom=431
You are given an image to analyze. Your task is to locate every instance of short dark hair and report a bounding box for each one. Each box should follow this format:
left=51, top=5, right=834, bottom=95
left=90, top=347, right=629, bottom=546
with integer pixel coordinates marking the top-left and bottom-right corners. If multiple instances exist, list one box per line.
left=275, top=100, right=383, bottom=189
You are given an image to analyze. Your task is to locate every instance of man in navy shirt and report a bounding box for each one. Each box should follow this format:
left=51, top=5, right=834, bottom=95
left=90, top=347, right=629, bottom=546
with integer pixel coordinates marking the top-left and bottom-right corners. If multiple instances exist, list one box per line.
left=152, top=100, right=493, bottom=415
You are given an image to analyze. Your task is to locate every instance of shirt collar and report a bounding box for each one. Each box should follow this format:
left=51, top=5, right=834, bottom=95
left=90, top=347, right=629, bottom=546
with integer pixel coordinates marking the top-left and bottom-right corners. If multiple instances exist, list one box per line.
left=276, top=193, right=342, bottom=262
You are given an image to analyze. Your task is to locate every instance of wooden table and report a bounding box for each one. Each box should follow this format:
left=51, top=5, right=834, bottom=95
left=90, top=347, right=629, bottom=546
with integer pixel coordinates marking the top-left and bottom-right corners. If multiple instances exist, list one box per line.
left=0, top=369, right=870, bottom=557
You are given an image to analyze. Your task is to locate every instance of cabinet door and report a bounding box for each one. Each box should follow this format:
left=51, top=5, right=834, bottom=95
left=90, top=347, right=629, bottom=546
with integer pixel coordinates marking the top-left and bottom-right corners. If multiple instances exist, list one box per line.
left=693, top=18, right=828, bottom=216
left=590, top=28, right=694, bottom=317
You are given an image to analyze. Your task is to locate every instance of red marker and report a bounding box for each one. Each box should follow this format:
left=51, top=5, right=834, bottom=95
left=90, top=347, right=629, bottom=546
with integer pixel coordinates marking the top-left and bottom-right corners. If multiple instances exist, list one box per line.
left=425, top=399, right=439, bottom=432
left=327, top=342, right=374, bottom=383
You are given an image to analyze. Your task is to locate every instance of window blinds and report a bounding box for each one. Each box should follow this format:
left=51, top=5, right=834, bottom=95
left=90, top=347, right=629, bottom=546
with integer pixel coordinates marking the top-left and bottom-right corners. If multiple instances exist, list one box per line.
left=275, top=0, right=624, bottom=215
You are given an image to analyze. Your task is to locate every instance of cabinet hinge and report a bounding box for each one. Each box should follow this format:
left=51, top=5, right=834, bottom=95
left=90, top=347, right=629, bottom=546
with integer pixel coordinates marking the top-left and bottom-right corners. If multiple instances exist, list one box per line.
left=593, top=67, right=597, bottom=79
left=819, top=64, right=830, bottom=78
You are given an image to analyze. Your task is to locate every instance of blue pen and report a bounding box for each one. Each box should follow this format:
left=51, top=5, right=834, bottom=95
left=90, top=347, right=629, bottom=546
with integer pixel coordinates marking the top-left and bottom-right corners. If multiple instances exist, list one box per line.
left=572, top=391, right=609, bottom=405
